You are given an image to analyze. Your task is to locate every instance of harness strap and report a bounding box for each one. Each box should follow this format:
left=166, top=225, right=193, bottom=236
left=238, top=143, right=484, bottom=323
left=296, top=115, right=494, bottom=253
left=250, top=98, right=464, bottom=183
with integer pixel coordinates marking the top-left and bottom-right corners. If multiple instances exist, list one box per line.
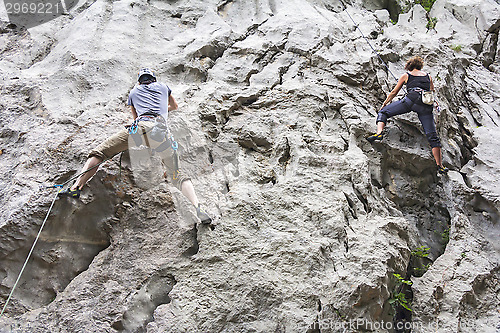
left=170, top=134, right=179, bottom=180
left=127, top=118, right=180, bottom=178
left=152, top=138, right=173, bottom=153
left=172, top=150, right=180, bottom=180
left=408, top=87, right=428, bottom=92
left=128, top=112, right=161, bottom=135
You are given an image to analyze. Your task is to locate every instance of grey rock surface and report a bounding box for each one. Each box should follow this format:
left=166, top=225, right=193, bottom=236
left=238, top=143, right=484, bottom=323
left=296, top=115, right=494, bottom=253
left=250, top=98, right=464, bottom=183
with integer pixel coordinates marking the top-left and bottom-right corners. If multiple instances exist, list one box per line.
left=0, top=0, right=499, bottom=332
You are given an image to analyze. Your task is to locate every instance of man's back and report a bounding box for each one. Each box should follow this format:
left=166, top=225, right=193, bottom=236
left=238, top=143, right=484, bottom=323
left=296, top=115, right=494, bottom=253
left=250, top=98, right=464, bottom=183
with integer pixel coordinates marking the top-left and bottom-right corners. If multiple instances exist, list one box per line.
left=127, top=82, right=171, bottom=118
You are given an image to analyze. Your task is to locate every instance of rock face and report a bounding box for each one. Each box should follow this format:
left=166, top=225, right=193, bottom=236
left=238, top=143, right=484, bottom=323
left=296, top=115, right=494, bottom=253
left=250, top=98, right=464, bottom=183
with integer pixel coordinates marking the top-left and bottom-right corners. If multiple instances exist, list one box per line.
left=1, top=0, right=499, bottom=332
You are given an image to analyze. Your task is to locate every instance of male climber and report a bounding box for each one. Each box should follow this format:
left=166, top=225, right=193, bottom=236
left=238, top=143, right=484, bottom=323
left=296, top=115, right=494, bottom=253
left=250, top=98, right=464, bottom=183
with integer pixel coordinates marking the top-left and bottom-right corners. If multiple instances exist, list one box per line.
left=59, top=68, right=212, bottom=224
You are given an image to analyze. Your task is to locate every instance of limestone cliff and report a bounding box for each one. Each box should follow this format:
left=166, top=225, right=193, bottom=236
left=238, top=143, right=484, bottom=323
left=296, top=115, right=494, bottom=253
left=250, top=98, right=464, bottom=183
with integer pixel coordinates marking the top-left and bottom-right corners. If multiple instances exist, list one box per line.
left=0, top=0, right=499, bottom=332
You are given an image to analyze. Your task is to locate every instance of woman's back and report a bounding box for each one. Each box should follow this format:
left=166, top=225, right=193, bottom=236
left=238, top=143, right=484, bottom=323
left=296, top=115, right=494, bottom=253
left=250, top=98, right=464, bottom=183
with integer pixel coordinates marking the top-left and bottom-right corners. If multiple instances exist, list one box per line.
left=407, top=72, right=431, bottom=91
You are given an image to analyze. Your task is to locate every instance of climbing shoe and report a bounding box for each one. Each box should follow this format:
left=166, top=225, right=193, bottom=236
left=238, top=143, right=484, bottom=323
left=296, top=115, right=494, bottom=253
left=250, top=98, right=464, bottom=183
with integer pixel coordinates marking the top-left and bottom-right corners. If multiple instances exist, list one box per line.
left=366, top=132, right=383, bottom=143
left=58, top=187, right=81, bottom=199
left=438, top=166, right=449, bottom=175
left=196, top=204, right=212, bottom=224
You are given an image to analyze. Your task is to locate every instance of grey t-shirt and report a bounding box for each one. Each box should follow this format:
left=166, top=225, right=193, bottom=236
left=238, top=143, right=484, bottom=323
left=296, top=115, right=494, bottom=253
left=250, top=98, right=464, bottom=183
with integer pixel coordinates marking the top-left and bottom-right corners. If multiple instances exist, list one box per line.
left=127, top=82, right=172, bottom=118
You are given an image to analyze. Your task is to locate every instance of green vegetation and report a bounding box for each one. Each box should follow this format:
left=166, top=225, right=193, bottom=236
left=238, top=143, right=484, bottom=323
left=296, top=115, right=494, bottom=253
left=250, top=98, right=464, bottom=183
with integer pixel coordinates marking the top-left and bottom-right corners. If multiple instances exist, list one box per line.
left=441, top=228, right=450, bottom=244
left=390, top=292, right=412, bottom=312
left=411, top=246, right=430, bottom=258
left=393, top=273, right=413, bottom=286
left=398, top=0, right=438, bottom=30
left=411, top=245, right=432, bottom=275
left=426, top=17, right=438, bottom=30
left=435, top=221, right=450, bottom=247
left=450, top=44, right=462, bottom=52
left=334, top=308, right=346, bottom=320
left=400, top=0, right=437, bottom=14
left=413, top=263, right=431, bottom=275
left=389, top=273, right=413, bottom=312
left=389, top=246, right=434, bottom=315
left=415, top=0, right=437, bottom=12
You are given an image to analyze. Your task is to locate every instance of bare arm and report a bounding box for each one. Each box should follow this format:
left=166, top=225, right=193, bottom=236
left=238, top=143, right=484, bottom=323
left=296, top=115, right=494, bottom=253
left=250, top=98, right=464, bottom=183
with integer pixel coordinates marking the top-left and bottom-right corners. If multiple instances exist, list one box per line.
left=168, top=95, right=178, bottom=111
left=429, top=75, right=435, bottom=92
left=381, top=73, right=408, bottom=109
left=130, top=105, right=138, bottom=120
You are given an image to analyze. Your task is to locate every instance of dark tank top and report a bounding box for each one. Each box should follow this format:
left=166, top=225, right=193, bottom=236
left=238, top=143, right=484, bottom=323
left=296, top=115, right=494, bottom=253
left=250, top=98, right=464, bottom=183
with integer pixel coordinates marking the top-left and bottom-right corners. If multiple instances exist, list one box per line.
left=406, top=72, right=431, bottom=105
left=406, top=72, right=431, bottom=91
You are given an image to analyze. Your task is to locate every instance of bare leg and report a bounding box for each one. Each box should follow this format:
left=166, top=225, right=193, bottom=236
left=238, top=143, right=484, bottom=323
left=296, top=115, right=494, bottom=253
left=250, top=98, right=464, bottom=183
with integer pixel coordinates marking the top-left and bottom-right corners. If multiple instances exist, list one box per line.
left=376, top=121, right=385, bottom=135
left=367, top=121, right=386, bottom=142
left=182, top=179, right=212, bottom=223
left=71, top=156, right=102, bottom=190
left=181, top=180, right=199, bottom=207
left=432, top=147, right=443, bottom=167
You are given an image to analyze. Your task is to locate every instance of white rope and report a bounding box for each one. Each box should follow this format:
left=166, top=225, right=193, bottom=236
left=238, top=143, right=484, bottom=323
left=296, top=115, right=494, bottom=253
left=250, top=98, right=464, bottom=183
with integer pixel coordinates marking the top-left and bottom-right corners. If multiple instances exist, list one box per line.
left=0, top=190, right=60, bottom=318
left=340, top=0, right=407, bottom=94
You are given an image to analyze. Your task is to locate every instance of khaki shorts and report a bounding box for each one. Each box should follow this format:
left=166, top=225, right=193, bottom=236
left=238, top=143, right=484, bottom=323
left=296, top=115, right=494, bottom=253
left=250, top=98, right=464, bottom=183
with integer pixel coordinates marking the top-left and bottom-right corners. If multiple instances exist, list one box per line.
left=89, top=121, right=190, bottom=189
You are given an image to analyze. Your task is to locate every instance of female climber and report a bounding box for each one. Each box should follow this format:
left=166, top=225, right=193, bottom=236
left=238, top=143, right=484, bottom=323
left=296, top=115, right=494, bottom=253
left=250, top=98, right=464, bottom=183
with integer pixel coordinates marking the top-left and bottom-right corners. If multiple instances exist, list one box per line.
left=367, top=56, right=449, bottom=174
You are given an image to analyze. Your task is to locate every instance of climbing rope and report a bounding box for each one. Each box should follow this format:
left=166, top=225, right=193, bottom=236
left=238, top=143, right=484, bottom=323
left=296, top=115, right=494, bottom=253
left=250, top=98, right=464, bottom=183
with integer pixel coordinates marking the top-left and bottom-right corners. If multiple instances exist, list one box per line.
left=340, top=1, right=445, bottom=115
left=1, top=157, right=115, bottom=318
left=339, top=0, right=407, bottom=94
left=1, top=116, right=179, bottom=317
left=0, top=190, right=59, bottom=318
left=0, top=111, right=183, bottom=318
left=42, top=156, right=113, bottom=190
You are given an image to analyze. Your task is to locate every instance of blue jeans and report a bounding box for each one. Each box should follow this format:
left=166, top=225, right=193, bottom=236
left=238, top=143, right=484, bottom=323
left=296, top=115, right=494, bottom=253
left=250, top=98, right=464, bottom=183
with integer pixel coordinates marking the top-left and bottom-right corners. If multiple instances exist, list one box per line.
left=376, top=96, right=441, bottom=148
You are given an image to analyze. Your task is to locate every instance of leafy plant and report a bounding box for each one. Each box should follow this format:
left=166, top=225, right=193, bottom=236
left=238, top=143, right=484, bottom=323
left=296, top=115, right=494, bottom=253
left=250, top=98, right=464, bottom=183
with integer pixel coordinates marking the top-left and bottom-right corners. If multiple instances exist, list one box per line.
left=426, top=17, right=438, bottom=30
left=393, top=273, right=413, bottom=286
left=411, top=246, right=430, bottom=258
left=441, top=228, right=450, bottom=244
left=399, top=0, right=414, bottom=14
left=434, top=221, right=450, bottom=246
left=450, top=44, right=462, bottom=52
left=413, top=263, right=431, bottom=275
left=411, top=246, right=432, bottom=275
left=400, top=0, right=437, bottom=16
left=389, top=292, right=412, bottom=312
left=415, top=0, right=437, bottom=12
left=390, top=273, right=413, bottom=312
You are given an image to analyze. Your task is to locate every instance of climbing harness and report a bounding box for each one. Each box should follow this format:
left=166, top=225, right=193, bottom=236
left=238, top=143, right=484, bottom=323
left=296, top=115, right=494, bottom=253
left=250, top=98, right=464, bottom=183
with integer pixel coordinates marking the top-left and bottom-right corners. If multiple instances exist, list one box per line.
left=128, top=114, right=154, bottom=146
left=149, top=118, right=173, bottom=154
left=339, top=0, right=407, bottom=94
left=149, top=117, right=168, bottom=142
left=128, top=113, right=160, bottom=134
left=408, top=87, right=434, bottom=105
left=128, top=114, right=179, bottom=177
left=128, top=113, right=171, bottom=152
